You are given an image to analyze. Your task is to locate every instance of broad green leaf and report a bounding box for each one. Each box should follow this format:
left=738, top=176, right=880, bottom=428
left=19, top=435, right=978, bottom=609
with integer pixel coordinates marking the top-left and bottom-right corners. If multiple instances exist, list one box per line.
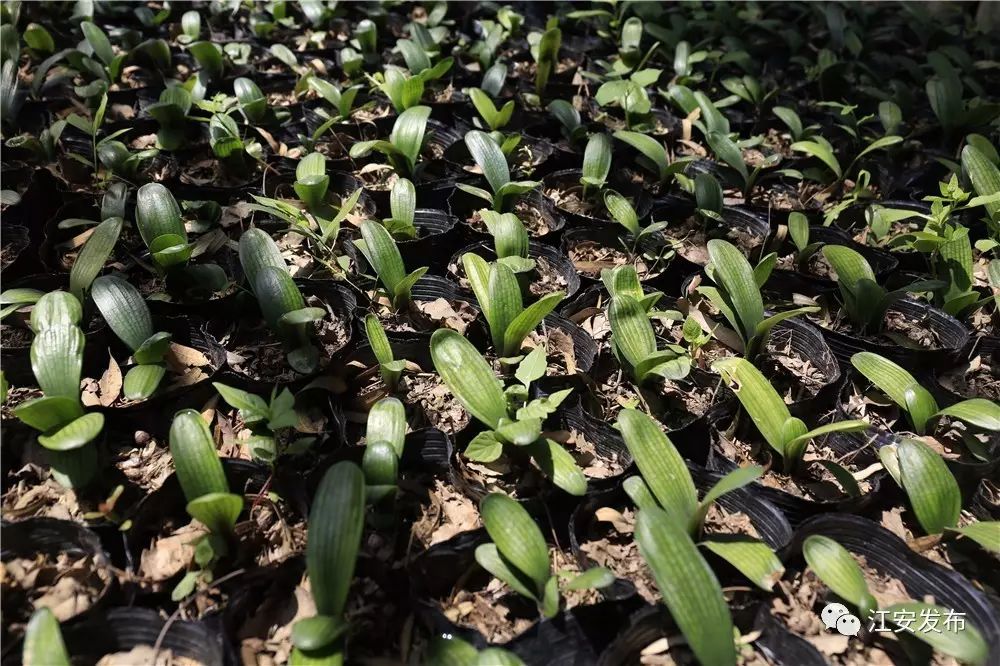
left=706, top=130, right=748, bottom=185
left=528, top=437, right=587, bottom=496
left=803, top=535, right=878, bottom=620
left=186, top=491, right=243, bottom=535
left=855, top=135, right=902, bottom=161
left=169, top=408, right=229, bottom=501
left=693, top=465, right=764, bottom=530
left=430, top=329, right=506, bottom=429
left=496, top=418, right=541, bottom=446
left=897, top=438, right=961, bottom=534
left=358, top=220, right=406, bottom=295
left=465, top=129, right=510, bottom=195
left=581, top=133, right=612, bottom=187
left=851, top=352, right=938, bottom=434
left=963, top=143, right=1000, bottom=221
left=389, top=105, right=431, bottom=174
left=70, top=216, right=122, bottom=301
left=365, top=314, right=395, bottom=367
left=707, top=239, right=764, bottom=342
left=515, top=346, right=546, bottom=387
left=701, top=538, right=784, bottom=591
left=123, top=363, right=165, bottom=400
left=613, top=130, right=668, bottom=181
left=791, top=139, right=842, bottom=179
left=307, top=462, right=366, bottom=617
left=37, top=412, right=104, bottom=451
left=23, top=608, right=70, bottom=666
left=91, top=276, right=154, bottom=352
left=474, top=543, right=539, bottom=601
left=253, top=266, right=306, bottom=331
left=465, top=431, right=504, bottom=462
left=389, top=177, right=416, bottom=228
left=502, top=290, right=563, bottom=356
left=279, top=307, right=326, bottom=327
left=134, top=331, right=172, bottom=364
left=492, top=213, right=529, bottom=261
left=618, top=409, right=697, bottom=527
left=774, top=106, right=803, bottom=138
left=609, top=294, right=657, bottom=372
left=239, top=228, right=287, bottom=290
left=81, top=21, right=113, bottom=65
left=934, top=399, right=1000, bottom=431
left=136, top=183, right=185, bottom=248
left=13, top=396, right=83, bottom=432
left=713, top=358, right=791, bottom=455
left=214, top=382, right=269, bottom=424
left=291, top=615, right=348, bottom=653
left=31, top=326, right=84, bottom=399
left=367, top=397, right=406, bottom=457
left=604, top=190, right=638, bottom=235
left=31, top=291, right=82, bottom=331
left=884, top=602, right=988, bottom=665
left=636, top=507, right=736, bottom=666
left=950, top=522, right=1000, bottom=554
left=565, top=566, right=615, bottom=591
left=480, top=493, right=551, bottom=594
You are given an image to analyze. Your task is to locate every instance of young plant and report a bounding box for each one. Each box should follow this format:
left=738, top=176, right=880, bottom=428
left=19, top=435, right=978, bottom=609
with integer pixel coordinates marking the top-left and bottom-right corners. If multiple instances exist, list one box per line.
left=349, top=105, right=431, bottom=179
left=608, top=294, right=691, bottom=384
left=714, top=357, right=868, bottom=475
left=239, top=229, right=326, bottom=373
left=431, top=333, right=585, bottom=495
left=305, top=76, right=362, bottom=125
left=91, top=276, right=172, bottom=400
left=791, top=133, right=901, bottom=185
left=208, top=112, right=259, bottom=177
left=822, top=244, right=941, bottom=333
left=147, top=85, right=193, bottom=150
left=290, top=462, right=365, bottom=664
left=802, top=534, right=988, bottom=663
left=772, top=106, right=818, bottom=141
left=235, top=77, right=286, bottom=126
left=785, top=212, right=824, bottom=271
left=212, top=383, right=300, bottom=463
left=354, top=220, right=428, bottom=311
left=603, top=188, right=669, bottom=256
left=364, top=315, right=406, bottom=390
left=528, top=24, right=561, bottom=100
left=620, top=409, right=783, bottom=591
left=594, top=68, right=662, bottom=129
left=460, top=253, right=563, bottom=359
left=467, top=87, right=519, bottom=156
left=478, top=210, right=535, bottom=275
left=367, top=67, right=425, bottom=113
left=580, top=132, right=612, bottom=195
left=96, top=138, right=159, bottom=181
left=382, top=177, right=418, bottom=240
left=361, top=397, right=405, bottom=506
left=294, top=152, right=330, bottom=215
left=547, top=99, right=586, bottom=145
left=456, top=130, right=541, bottom=212
left=612, top=130, right=692, bottom=189
left=427, top=634, right=524, bottom=666
left=705, top=129, right=781, bottom=199
left=68, top=215, right=123, bottom=302
left=476, top=493, right=612, bottom=618
left=601, top=264, right=665, bottom=312
left=13, top=291, right=102, bottom=488
left=699, top=239, right=818, bottom=359
left=135, top=183, right=192, bottom=273
left=851, top=352, right=1000, bottom=437
left=167, top=409, right=244, bottom=600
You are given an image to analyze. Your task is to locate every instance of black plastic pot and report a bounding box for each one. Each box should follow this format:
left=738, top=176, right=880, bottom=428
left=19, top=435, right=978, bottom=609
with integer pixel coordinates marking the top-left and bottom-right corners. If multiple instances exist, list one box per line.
left=707, top=425, right=885, bottom=528
left=559, top=225, right=680, bottom=287
left=448, top=186, right=566, bottom=243
left=347, top=273, right=481, bottom=340
left=789, top=514, right=1000, bottom=662
left=259, top=170, right=379, bottom=223
left=1, top=517, right=114, bottom=638
left=444, top=134, right=556, bottom=181
left=391, top=209, right=464, bottom=273
left=650, top=199, right=771, bottom=275
left=541, top=169, right=652, bottom=230
left=817, top=297, right=969, bottom=370
left=447, top=239, right=581, bottom=302
left=759, top=316, right=843, bottom=418
left=832, top=199, right=930, bottom=273
left=554, top=406, right=634, bottom=493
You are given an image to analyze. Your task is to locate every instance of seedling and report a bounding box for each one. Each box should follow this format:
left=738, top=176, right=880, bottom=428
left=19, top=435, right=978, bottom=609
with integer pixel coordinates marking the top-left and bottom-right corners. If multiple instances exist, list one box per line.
left=714, top=357, right=868, bottom=475
left=547, top=99, right=586, bottom=145
left=382, top=177, right=418, bottom=240
left=22, top=608, right=70, bottom=666
left=135, top=183, right=192, bottom=273
left=791, top=133, right=901, bottom=185
left=619, top=409, right=783, bottom=591
left=608, top=294, right=691, bottom=384
left=361, top=397, right=405, bottom=506
left=213, top=383, right=300, bottom=463
left=476, top=493, right=612, bottom=618
left=290, top=462, right=366, bottom=664
left=354, top=220, right=428, bottom=311
left=349, top=105, right=431, bottom=178
left=431, top=333, right=585, bottom=495
left=294, top=152, right=330, bottom=214
left=13, top=291, right=102, bottom=488
left=785, top=212, right=824, bottom=271
left=580, top=132, right=612, bottom=195
left=68, top=215, right=122, bottom=302
left=803, top=534, right=988, bottom=663
left=167, top=409, right=244, bottom=600
left=461, top=253, right=563, bottom=358
left=467, top=86, right=520, bottom=156
left=456, top=130, right=541, bottom=211
left=239, top=229, right=325, bottom=373
left=479, top=210, right=535, bottom=276
left=594, top=68, right=662, bottom=129
left=528, top=24, right=561, bottom=99
left=612, top=130, right=693, bottom=189
left=147, top=85, right=193, bottom=150
left=427, top=635, right=524, bottom=665
left=699, top=239, right=818, bottom=359
left=364, top=315, right=407, bottom=390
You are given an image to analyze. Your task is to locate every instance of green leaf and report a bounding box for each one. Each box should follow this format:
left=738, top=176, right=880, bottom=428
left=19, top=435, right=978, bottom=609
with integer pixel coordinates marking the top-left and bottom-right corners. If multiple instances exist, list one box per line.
left=392, top=268, right=428, bottom=310
left=884, top=602, right=988, bottom=665
left=253, top=266, right=306, bottom=331
left=581, top=133, right=612, bottom=188
left=791, top=139, right=842, bottom=179
left=492, top=213, right=530, bottom=261
left=515, top=346, right=547, bottom=387
left=365, top=315, right=395, bottom=366
left=706, top=239, right=764, bottom=342
left=934, top=399, right=1000, bottom=431
left=69, top=217, right=125, bottom=301
left=188, top=41, right=223, bottom=82
left=31, top=291, right=82, bottom=331
left=358, top=220, right=407, bottom=296
left=239, top=228, right=287, bottom=291
left=389, top=105, right=431, bottom=174
left=609, top=294, right=657, bottom=374
left=291, top=615, right=348, bottom=653
left=962, top=143, right=1000, bottom=221
left=753, top=252, right=777, bottom=289
left=136, top=183, right=185, bottom=249
left=897, top=438, right=961, bottom=534
left=706, top=131, right=748, bottom=185
left=693, top=465, right=764, bottom=530
left=30, top=326, right=84, bottom=399
left=713, top=358, right=791, bottom=456
left=502, top=290, right=563, bottom=357
left=430, top=329, right=507, bottom=429
left=618, top=409, right=698, bottom=528
left=278, top=307, right=326, bottom=327
left=613, top=130, right=668, bottom=181
left=307, top=462, right=366, bottom=617
left=496, top=418, right=541, bottom=446
left=186, top=492, right=243, bottom=535
left=480, top=493, right=551, bottom=595
left=13, top=396, right=83, bottom=433
left=465, top=129, right=510, bottom=195
left=169, top=408, right=229, bottom=501
left=474, top=543, right=539, bottom=602
left=528, top=438, right=587, bottom=496
left=700, top=538, right=784, bottom=591
left=23, top=23, right=55, bottom=54
left=855, top=135, right=902, bottom=162
left=389, top=177, right=416, bottom=229
left=822, top=244, right=884, bottom=328
left=134, top=331, right=172, bottom=364
left=123, top=364, right=165, bottom=400
left=214, top=382, right=269, bottom=424
left=534, top=27, right=561, bottom=95
left=565, top=566, right=615, bottom=591
left=465, top=431, right=505, bottom=462
left=635, top=507, right=736, bottom=666
left=37, top=412, right=104, bottom=451
left=950, top=522, right=1000, bottom=554
left=23, top=608, right=70, bottom=666
left=81, top=21, right=113, bottom=66
left=294, top=153, right=329, bottom=211
left=603, top=190, right=638, bottom=235
left=367, top=397, right=406, bottom=458
left=851, top=352, right=938, bottom=434
left=802, top=535, right=877, bottom=619
left=91, top=275, right=154, bottom=352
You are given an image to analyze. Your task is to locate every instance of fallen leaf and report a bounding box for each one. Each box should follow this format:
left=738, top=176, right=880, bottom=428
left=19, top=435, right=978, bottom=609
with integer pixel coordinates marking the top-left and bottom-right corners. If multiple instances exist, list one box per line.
left=98, top=353, right=122, bottom=407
